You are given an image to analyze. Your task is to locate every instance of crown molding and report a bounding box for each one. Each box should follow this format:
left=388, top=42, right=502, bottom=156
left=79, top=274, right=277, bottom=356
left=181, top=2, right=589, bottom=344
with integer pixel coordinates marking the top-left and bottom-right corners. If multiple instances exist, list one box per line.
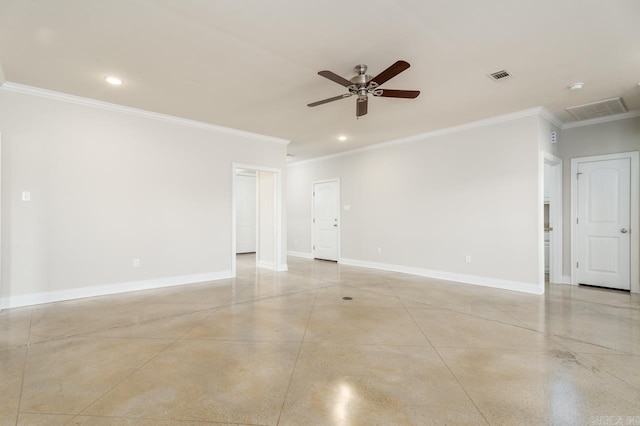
left=538, top=107, right=564, bottom=128
left=561, top=110, right=640, bottom=129
left=289, top=107, right=552, bottom=166
left=0, top=82, right=290, bottom=146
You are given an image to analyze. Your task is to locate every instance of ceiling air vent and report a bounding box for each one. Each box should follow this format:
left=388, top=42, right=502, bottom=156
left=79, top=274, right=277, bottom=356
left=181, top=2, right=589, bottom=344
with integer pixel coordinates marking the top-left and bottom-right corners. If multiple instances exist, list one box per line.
left=566, top=97, right=627, bottom=121
left=488, top=69, right=512, bottom=81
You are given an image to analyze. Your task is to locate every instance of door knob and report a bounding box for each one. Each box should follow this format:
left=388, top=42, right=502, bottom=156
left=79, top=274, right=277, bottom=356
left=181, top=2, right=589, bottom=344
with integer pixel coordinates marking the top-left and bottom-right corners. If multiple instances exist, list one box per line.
left=548, top=227, right=553, bottom=232
left=333, top=224, right=338, bottom=227
left=621, top=228, right=629, bottom=233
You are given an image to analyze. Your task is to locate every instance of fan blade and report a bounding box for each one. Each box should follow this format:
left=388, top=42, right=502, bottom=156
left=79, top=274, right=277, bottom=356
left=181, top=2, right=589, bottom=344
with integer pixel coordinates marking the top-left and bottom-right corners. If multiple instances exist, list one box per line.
left=318, top=70, right=353, bottom=87
left=307, top=94, right=352, bottom=107
left=370, top=60, right=410, bottom=87
left=356, top=97, right=368, bottom=117
left=377, top=89, right=420, bottom=99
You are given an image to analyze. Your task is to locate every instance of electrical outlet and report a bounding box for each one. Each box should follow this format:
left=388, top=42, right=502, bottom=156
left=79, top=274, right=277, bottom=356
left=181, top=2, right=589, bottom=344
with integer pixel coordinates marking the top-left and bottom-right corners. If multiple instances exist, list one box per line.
left=465, top=256, right=471, bottom=263
left=133, top=258, right=140, bottom=268
left=22, top=191, right=31, bottom=201
left=377, top=247, right=382, bottom=254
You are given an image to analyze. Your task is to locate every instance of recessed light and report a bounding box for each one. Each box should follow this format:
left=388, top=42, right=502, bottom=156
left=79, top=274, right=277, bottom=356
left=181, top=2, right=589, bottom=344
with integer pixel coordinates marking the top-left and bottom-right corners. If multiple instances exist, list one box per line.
left=338, top=135, right=347, bottom=142
left=105, top=76, right=122, bottom=85
left=569, top=82, right=584, bottom=90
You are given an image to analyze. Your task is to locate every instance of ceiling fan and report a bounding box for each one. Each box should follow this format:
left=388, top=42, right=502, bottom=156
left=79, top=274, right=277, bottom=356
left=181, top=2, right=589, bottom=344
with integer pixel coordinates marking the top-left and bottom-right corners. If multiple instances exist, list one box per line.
left=307, top=60, right=420, bottom=118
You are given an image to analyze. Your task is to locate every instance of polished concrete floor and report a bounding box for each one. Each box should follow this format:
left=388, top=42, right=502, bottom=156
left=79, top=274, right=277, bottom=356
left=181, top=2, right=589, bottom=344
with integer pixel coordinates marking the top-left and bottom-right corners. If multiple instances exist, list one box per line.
left=1, top=254, right=640, bottom=425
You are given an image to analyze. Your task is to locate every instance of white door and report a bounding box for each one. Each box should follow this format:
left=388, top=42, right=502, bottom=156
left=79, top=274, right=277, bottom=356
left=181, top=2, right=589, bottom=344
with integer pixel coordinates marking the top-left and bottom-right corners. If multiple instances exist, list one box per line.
left=576, top=158, right=631, bottom=290
left=236, top=174, right=257, bottom=253
left=313, top=180, right=339, bottom=261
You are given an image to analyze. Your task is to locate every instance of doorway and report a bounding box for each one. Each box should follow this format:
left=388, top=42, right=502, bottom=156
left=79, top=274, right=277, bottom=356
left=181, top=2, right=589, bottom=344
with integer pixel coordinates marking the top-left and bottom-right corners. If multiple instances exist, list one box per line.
left=543, top=153, right=563, bottom=285
left=235, top=169, right=257, bottom=254
left=312, top=179, right=340, bottom=261
left=571, top=152, right=639, bottom=292
left=231, top=164, right=284, bottom=276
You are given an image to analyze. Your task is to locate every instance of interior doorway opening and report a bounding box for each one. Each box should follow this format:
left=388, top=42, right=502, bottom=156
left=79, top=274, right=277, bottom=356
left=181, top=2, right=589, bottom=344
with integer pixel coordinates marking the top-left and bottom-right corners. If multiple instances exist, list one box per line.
left=235, top=169, right=257, bottom=255
left=234, top=168, right=258, bottom=275
left=543, top=153, right=563, bottom=285
left=232, top=164, right=283, bottom=276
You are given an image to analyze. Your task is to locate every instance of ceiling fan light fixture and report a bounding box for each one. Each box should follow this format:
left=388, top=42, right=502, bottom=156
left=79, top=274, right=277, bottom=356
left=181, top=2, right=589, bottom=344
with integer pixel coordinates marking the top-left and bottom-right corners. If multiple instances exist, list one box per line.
left=105, top=76, right=122, bottom=85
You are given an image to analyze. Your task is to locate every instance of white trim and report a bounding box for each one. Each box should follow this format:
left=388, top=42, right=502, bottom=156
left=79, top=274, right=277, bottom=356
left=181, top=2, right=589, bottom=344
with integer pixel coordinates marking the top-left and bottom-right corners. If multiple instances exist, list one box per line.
left=0, top=64, right=5, bottom=86
left=571, top=151, right=639, bottom=294
left=0, top=132, right=2, bottom=313
left=257, top=260, right=274, bottom=269
left=538, top=152, right=545, bottom=290
left=542, top=152, right=563, bottom=285
left=1, top=82, right=290, bottom=146
left=0, top=271, right=233, bottom=309
left=562, top=275, right=572, bottom=285
left=339, top=258, right=543, bottom=295
left=311, top=178, right=341, bottom=261
left=539, top=107, right=565, bottom=129
left=287, top=251, right=314, bottom=259
left=562, top=111, right=640, bottom=129
left=235, top=171, right=257, bottom=177
left=232, top=163, right=284, bottom=276
left=289, top=107, right=554, bottom=166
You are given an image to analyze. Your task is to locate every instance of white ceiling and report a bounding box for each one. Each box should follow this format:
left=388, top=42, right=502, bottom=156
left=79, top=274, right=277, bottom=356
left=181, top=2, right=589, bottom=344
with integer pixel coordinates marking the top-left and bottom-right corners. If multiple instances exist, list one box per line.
left=1, top=0, right=639, bottom=160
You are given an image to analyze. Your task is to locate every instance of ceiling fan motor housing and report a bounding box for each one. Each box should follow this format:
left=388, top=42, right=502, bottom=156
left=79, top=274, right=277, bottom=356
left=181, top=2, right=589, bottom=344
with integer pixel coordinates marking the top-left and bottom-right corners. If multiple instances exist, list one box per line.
left=349, top=65, right=374, bottom=100
left=350, top=64, right=373, bottom=87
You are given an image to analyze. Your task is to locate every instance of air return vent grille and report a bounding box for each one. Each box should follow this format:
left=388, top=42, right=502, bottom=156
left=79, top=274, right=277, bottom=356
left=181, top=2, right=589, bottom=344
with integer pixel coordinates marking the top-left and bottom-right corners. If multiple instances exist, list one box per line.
left=566, top=97, right=627, bottom=121
left=488, top=69, right=512, bottom=81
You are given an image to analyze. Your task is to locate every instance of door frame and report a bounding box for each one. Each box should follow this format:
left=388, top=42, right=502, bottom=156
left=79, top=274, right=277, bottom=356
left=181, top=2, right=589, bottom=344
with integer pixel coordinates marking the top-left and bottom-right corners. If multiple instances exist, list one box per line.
left=311, top=178, right=340, bottom=261
left=543, top=152, right=563, bottom=285
left=570, top=151, right=639, bottom=293
left=231, top=163, right=284, bottom=276
left=0, top=132, right=2, bottom=312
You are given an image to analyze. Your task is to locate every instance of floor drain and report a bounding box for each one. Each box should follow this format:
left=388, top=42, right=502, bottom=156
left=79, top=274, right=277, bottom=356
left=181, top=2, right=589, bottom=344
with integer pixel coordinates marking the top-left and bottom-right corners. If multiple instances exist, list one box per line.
left=342, top=296, right=353, bottom=300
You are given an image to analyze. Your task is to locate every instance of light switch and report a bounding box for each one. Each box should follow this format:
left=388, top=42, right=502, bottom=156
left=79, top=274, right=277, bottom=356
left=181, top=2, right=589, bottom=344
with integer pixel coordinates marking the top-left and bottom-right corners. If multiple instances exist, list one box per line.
left=22, top=191, right=31, bottom=201
left=343, top=205, right=351, bottom=211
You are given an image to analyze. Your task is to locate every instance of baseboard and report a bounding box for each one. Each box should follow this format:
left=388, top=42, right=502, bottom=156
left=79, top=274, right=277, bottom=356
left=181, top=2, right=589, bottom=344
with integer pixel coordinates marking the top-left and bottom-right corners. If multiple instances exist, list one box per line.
left=287, top=251, right=313, bottom=259
left=0, top=270, right=233, bottom=309
left=257, top=260, right=274, bottom=269
left=339, top=258, right=543, bottom=295
left=256, top=261, right=288, bottom=271
left=562, top=275, right=573, bottom=285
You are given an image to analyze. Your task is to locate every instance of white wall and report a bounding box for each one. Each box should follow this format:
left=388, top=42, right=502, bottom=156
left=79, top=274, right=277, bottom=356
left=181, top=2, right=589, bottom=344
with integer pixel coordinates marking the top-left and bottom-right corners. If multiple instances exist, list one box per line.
left=538, top=116, right=561, bottom=158
left=288, top=113, right=543, bottom=293
left=0, top=87, right=287, bottom=307
left=559, top=116, right=640, bottom=280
